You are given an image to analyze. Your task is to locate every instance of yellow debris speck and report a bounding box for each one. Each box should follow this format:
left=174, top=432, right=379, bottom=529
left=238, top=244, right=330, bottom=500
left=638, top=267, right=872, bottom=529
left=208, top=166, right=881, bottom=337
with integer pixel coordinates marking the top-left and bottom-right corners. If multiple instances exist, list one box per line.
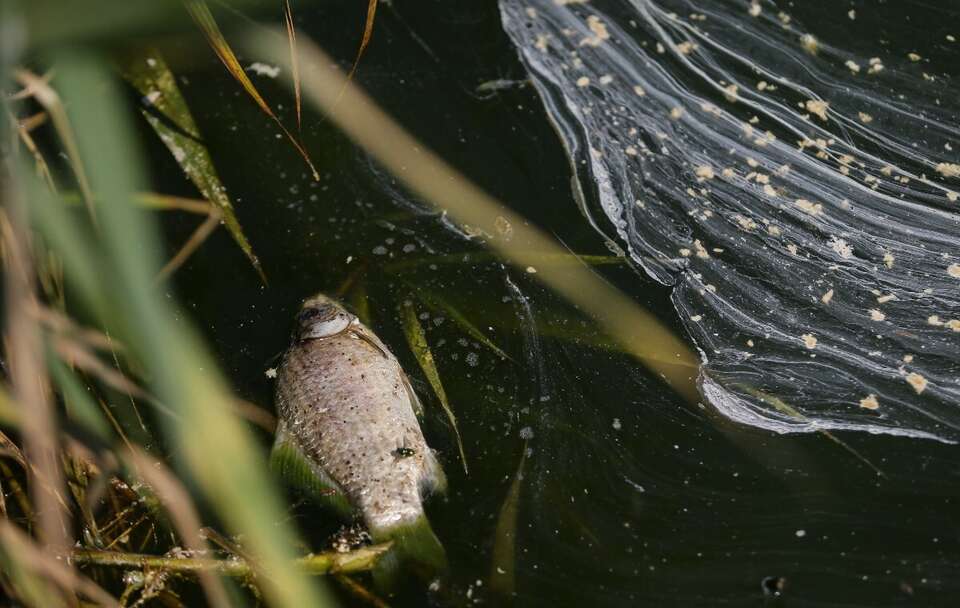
left=858, top=112, right=873, bottom=124
left=525, top=266, right=537, bottom=274
left=859, top=395, right=879, bottom=410
left=801, top=334, right=818, bottom=349
left=936, top=163, right=960, bottom=178
left=907, top=52, right=921, bottom=62
left=633, top=84, right=647, bottom=96
left=581, top=15, right=610, bottom=47
left=883, top=253, right=895, bottom=268
left=906, top=372, right=928, bottom=394
left=948, top=263, right=960, bottom=278
left=795, top=199, right=823, bottom=215
left=869, top=309, right=886, bottom=321
left=695, top=165, right=715, bottom=180
left=805, top=99, right=829, bottom=121
left=670, top=107, right=685, bottom=120
left=723, top=84, right=739, bottom=102
left=845, top=60, right=861, bottom=74
left=265, top=367, right=278, bottom=379
left=736, top=215, right=757, bottom=231
left=576, top=76, right=590, bottom=87
left=928, top=315, right=943, bottom=326
left=821, top=289, right=834, bottom=304
left=800, top=33, right=819, bottom=55
left=694, top=239, right=710, bottom=259
left=946, top=319, right=960, bottom=332
left=748, top=2, right=761, bottom=17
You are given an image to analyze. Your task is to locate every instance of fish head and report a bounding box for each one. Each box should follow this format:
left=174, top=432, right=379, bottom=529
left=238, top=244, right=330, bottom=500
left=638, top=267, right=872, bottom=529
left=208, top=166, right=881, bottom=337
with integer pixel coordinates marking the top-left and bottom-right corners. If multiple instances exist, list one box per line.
left=294, top=293, right=357, bottom=341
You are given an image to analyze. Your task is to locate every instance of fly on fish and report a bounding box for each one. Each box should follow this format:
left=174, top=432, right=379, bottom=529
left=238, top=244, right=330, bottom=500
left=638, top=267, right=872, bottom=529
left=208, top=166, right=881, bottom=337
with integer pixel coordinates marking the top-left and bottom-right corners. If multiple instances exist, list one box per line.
left=271, top=293, right=447, bottom=585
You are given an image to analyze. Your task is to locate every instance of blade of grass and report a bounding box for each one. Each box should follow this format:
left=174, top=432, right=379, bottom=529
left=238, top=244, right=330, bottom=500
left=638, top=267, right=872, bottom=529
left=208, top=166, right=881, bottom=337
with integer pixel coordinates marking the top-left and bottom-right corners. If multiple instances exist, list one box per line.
left=336, top=0, right=378, bottom=104
left=414, top=289, right=511, bottom=361
left=120, top=48, right=266, bottom=282
left=155, top=206, right=222, bottom=282
left=250, top=30, right=701, bottom=403
left=48, top=49, right=331, bottom=608
left=1, top=204, right=71, bottom=564
left=283, top=0, right=302, bottom=133
left=47, top=356, right=112, bottom=442
left=0, top=385, right=22, bottom=427
left=12, top=69, right=96, bottom=223
left=185, top=1, right=319, bottom=181
left=385, top=251, right=626, bottom=272
left=737, top=383, right=885, bottom=477
left=400, top=301, right=468, bottom=474
left=489, top=444, right=526, bottom=597
left=0, top=521, right=119, bottom=607
left=6, top=106, right=58, bottom=193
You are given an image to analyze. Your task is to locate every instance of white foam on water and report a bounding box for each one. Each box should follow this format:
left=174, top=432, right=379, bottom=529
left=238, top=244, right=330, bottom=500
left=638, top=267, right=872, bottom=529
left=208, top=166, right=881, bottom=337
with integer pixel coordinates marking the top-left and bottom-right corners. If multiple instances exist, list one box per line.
left=501, top=0, right=960, bottom=442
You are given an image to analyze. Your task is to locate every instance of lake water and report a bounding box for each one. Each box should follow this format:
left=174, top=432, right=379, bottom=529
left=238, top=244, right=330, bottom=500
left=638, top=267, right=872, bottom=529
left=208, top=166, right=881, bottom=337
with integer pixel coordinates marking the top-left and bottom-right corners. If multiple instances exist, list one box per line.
left=156, top=1, right=960, bottom=605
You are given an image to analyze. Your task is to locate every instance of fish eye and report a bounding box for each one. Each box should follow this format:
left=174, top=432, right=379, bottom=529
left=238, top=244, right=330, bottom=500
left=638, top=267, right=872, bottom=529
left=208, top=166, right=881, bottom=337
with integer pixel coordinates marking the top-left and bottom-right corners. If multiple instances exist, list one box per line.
left=297, top=307, right=322, bottom=323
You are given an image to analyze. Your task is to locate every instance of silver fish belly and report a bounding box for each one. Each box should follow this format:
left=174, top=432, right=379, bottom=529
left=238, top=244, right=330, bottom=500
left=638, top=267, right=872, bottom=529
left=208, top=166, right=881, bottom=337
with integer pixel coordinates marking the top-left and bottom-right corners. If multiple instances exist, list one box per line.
left=273, top=294, right=445, bottom=539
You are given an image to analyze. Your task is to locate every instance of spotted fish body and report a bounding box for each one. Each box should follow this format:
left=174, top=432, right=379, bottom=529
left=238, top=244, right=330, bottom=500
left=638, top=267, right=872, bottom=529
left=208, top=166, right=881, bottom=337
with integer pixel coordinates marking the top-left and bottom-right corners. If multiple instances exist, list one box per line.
left=272, top=294, right=446, bottom=579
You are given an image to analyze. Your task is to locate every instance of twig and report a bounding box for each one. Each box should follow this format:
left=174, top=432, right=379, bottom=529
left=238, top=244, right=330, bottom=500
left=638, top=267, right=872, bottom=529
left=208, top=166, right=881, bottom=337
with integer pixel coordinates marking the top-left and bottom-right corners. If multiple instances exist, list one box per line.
left=155, top=207, right=222, bottom=282
left=71, top=543, right=391, bottom=577
left=13, top=69, right=97, bottom=224
left=334, top=574, right=390, bottom=608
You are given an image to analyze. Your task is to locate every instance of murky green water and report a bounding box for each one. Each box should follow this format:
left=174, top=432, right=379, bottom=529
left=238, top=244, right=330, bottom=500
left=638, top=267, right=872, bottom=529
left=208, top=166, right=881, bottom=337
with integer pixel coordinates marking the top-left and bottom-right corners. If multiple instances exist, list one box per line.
left=151, top=1, right=960, bottom=606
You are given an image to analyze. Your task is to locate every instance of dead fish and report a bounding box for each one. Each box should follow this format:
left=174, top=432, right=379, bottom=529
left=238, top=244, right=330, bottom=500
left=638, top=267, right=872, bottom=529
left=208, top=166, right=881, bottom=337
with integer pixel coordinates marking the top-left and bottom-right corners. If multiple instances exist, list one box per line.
left=271, top=293, right=447, bottom=583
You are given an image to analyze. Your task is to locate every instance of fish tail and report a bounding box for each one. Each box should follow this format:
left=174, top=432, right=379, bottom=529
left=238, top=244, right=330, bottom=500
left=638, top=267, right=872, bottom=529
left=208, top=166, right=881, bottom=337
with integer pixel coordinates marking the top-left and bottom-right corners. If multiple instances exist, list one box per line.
left=370, top=515, right=447, bottom=590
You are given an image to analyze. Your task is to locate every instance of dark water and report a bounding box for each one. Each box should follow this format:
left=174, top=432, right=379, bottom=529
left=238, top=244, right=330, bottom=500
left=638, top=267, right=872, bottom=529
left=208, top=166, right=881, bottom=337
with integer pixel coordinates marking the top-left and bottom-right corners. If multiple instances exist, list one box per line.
left=151, top=1, right=960, bottom=606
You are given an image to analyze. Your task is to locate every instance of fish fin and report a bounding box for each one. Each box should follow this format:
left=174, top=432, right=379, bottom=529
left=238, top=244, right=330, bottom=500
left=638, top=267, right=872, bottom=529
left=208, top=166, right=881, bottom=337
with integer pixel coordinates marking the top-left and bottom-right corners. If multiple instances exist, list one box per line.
left=270, top=423, right=353, bottom=518
left=401, top=373, right=425, bottom=419
left=349, top=326, right=390, bottom=359
left=370, top=515, right=447, bottom=590
left=422, top=449, right=447, bottom=496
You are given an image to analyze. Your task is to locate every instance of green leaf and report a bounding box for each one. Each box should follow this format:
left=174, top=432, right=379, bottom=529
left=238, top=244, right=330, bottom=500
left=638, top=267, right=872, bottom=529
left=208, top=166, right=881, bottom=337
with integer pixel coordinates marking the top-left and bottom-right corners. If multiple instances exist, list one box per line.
left=489, top=446, right=526, bottom=596
left=400, top=300, right=468, bottom=474
left=120, top=48, right=266, bottom=283
left=414, top=288, right=511, bottom=361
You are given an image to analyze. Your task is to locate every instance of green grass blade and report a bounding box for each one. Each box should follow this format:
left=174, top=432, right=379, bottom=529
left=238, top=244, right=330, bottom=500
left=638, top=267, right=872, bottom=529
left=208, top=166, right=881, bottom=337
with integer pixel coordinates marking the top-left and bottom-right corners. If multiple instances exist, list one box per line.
left=400, top=301, right=468, bottom=474
left=47, top=355, right=112, bottom=441
left=489, top=445, right=526, bottom=597
left=47, top=49, right=331, bottom=608
left=415, top=289, right=511, bottom=361
left=185, top=0, right=319, bottom=180
left=120, top=48, right=266, bottom=283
